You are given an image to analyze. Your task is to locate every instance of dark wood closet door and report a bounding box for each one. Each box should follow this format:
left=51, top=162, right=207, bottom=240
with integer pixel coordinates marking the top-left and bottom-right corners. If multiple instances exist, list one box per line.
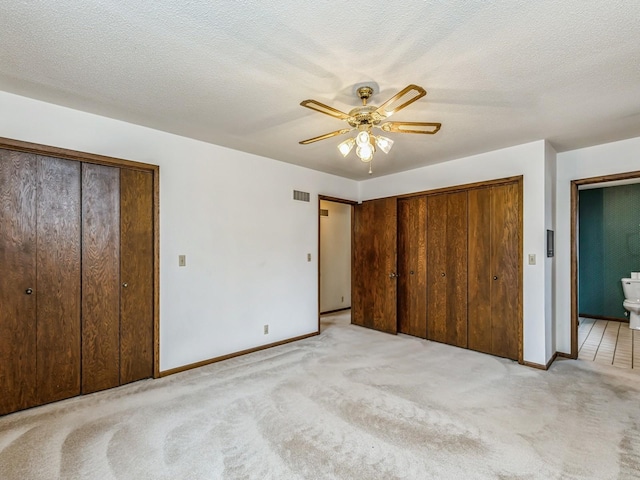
left=426, top=194, right=447, bottom=343
left=352, top=197, right=398, bottom=334
left=468, top=182, right=521, bottom=361
left=491, top=182, right=520, bottom=360
left=82, top=163, right=121, bottom=394
left=120, top=169, right=154, bottom=384
left=446, top=191, right=468, bottom=347
left=468, top=187, right=492, bottom=354
left=0, top=150, right=37, bottom=415
left=397, top=196, right=427, bottom=338
left=427, top=192, right=468, bottom=347
left=36, top=156, right=82, bottom=404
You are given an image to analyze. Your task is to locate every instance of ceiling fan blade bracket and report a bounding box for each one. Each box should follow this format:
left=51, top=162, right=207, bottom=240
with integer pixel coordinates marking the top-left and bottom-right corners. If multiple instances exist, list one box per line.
left=375, top=85, right=427, bottom=118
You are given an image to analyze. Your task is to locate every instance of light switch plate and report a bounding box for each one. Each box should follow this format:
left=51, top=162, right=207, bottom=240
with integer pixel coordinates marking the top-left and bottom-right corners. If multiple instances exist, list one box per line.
left=179, top=255, right=186, bottom=267
left=528, top=254, right=536, bottom=265
left=307, top=253, right=311, bottom=262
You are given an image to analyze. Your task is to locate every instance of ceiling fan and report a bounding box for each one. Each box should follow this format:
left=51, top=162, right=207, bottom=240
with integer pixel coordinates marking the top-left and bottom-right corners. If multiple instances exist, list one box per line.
left=299, top=84, right=441, bottom=174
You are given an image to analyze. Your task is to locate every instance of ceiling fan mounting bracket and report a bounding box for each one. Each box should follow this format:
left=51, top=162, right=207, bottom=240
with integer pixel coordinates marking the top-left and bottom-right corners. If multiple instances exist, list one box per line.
left=356, top=86, right=374, bottom=103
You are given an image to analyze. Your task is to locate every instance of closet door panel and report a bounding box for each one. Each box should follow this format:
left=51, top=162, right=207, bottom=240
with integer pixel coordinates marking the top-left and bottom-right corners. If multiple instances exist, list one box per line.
left=82, top=163, right=121, bottom=394
left=491, top=183, right=520, bottom=360
left=468, top=188, right=492, bottom=353
left=352, top=200, right=371, bottom=328
left=352, top=198, right=397, bottom=334
left=120, top=169, right=154, bottom=384
left=0, top=150, right=37, bottom=414
left=36, top=156, right=82, bottom=404
left=426, top=194, right=448, bottom=343
left=397, top=196, right=427, bottom=338
left=446, top=191, right=468, bottom=347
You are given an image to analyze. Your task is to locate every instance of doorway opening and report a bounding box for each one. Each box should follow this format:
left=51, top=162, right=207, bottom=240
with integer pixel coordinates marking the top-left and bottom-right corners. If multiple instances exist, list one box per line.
left=571, top=170, right=640, bottom=368
left=318, top=195, right=356, bottom=332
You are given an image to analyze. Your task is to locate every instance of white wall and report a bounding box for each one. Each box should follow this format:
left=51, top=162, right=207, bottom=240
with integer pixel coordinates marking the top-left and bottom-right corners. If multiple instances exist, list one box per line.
left=544, top=141, right=557, bottom=359
left=5, top=87, right=637, bottom=369
left=360, top=141, right=551, bottom=365
left=0, top=91, right=358, bottom=372
left=320, top=200, right=352, bottom=312
left=555, top=136, right=640, bottom=354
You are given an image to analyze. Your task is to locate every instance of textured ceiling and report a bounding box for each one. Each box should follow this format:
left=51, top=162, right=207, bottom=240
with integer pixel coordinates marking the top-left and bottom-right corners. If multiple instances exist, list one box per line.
left=1, top=1, right=639, bottom=179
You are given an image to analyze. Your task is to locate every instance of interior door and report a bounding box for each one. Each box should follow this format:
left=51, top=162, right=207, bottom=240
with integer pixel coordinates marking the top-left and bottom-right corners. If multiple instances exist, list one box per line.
left=120, top=169, right=154, bottom=384
left=397, top=196, right=428, bottom=338
left=36, top=155, right=82, bottom=404
left=82, top=163, right=121, bottom=394
left=352, top=197, right=398, bottom=334
left=0, top=149, right=37, bottom=415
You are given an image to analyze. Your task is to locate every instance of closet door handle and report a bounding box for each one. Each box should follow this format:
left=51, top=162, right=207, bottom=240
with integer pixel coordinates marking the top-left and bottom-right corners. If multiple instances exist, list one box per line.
left=122, top=282, right=128, bottom=288
left=441, top=272, right=446, bottom=277
left=25, top=288, right=33, bottom=295
left=493, top=276, right=498, bottom=281
left=410, top=271, right=414, bottom=275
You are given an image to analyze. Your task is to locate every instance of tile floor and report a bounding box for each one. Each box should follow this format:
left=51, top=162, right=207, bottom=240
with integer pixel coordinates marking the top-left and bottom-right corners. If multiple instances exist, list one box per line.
left=578, top=318, right=640, bottom=369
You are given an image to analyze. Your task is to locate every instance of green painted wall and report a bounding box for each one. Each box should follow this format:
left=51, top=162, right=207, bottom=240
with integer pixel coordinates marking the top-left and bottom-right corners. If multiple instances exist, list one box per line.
left=579, top=184, right=640, bottom=319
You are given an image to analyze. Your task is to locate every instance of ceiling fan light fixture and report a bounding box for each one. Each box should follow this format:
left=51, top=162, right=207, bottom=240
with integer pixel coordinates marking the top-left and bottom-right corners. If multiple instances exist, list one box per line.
left=356, top=143, right=374, bottom=162
left=375, top=135, right=394, bottom=154
left=299, top=83, right=440, bottom=174
left=337, top=137, right=355, bottom=157
left=356, top=131, right=370, bottom=146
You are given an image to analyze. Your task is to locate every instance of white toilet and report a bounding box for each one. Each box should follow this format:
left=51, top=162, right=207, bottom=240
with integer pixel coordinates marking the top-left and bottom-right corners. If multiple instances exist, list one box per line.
left=621, top=276, right=640, bottom=330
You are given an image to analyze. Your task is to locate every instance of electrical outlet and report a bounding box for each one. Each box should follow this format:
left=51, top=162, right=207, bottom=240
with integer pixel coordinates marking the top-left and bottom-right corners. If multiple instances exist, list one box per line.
left=307, top=253, right=312, bottom=262
left=528, top=254, right=536, bottom=265
left=264, top=324, right=269, bottom=335
left=179, top=255, right=186, bottom=267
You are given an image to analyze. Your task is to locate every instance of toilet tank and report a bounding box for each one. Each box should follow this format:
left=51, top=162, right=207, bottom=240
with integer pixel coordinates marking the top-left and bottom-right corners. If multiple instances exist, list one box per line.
left=622, top=278, right=640, bottom=301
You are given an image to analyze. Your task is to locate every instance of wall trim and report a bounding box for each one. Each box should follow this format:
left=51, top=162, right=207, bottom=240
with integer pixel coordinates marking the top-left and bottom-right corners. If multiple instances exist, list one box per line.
left=159, top=331, right=319, bottom=377
left=320, top=307, right=351, bottom=315
left=524, top=352, right=558, bottom=370
left=374, top=175, right=524, bottom=201
left=579, top=313, right=628, bottom=323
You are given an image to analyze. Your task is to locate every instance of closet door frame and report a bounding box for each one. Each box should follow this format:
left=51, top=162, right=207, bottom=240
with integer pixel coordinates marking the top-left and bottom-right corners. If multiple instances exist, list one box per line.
left=0, top=136, right=161, bottom=378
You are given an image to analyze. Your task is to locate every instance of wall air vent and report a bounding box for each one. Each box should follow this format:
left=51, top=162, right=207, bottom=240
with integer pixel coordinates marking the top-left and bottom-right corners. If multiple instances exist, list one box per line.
left=320, top=209, right=329, bottom=216
left=293, top=190, right=310, bottom=202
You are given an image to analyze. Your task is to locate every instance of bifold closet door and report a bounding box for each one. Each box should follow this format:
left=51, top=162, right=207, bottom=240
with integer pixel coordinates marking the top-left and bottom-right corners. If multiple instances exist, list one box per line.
left=426, top=191, right=468, bottom=347
left=0, top=150, right=37, bottom=414
left=468, top=183, right=520, bottom=360
left=468, top=188, right=492, bottom=354
left=82, top=163, right=121, bottom=394
left=490, top=182, right=520, bottom=360
left=352, top=197, right=398, bottom=334
left=36, top=156, right=81, bottom=404
left=120, top=169, right=154, bottom=384
left=397, top=196, right=428, bottom=338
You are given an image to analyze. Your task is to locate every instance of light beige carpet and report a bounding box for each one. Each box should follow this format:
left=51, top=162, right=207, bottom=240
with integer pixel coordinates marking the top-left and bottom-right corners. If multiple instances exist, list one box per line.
left=1, top=311, right=639, bottom=480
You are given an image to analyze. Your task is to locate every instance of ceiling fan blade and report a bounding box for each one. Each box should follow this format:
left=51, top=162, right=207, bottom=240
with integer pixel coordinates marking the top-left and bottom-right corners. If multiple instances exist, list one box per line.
left=300, top=99, right=352, bottom=121
left=375, top=85, right=427, bottom=118
left=380, top=122, right=441, bottom=134
left=299, top=128, right=353, bottom=145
